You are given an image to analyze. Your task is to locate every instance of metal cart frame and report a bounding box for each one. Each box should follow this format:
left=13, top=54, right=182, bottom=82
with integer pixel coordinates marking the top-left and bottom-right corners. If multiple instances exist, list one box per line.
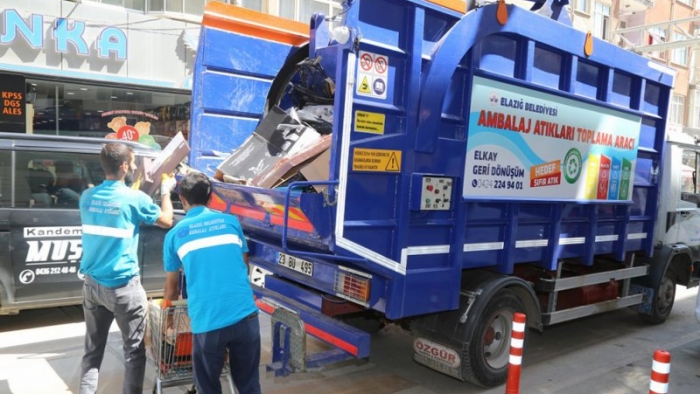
left=148, top=300, right=236, bottom=394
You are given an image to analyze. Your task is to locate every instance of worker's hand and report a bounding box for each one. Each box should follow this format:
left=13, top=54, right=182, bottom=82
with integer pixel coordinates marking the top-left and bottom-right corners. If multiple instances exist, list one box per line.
left=161, top=174, right=177, bottom=197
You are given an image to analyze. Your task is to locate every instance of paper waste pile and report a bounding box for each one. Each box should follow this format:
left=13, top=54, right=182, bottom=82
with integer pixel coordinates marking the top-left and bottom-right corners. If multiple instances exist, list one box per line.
left=214, top=105, right=333, bottom=191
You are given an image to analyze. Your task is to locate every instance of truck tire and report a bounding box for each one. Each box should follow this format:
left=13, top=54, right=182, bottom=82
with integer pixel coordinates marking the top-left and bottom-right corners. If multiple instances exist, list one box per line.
left=463, top=288, right=526, bottom=387
left=639, top=270, right=676, bottom=325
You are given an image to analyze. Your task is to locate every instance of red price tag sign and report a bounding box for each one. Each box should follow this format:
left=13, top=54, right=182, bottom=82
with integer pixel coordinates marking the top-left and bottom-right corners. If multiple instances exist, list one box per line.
left=117, top=125, right=139, bottom=141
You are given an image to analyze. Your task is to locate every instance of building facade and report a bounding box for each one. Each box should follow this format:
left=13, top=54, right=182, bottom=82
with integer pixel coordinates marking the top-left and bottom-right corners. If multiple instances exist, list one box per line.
left=13, top=0, right=700, bottom=145
left=0, top=0, right=342, bottom=147
left=568, top=0, right=700, bottom=137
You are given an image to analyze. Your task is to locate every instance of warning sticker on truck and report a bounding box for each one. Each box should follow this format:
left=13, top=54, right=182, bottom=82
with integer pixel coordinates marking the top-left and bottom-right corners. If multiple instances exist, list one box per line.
left=356, top=51, right=389, bottom=100
left=354, top=110, right=385, bottom=134
left=352, top=148, right=401, bottom=172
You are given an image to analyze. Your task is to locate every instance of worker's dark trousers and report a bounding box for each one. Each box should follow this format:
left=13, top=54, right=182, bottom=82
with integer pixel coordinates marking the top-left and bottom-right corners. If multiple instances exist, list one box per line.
left=193, top=312, right=261, bottom=394
left=80, top=275, right=147, bottom=394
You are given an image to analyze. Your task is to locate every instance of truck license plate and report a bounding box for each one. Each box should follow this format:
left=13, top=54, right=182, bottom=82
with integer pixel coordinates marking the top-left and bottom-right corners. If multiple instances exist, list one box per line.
left=276, top=252, right=314, bottom=276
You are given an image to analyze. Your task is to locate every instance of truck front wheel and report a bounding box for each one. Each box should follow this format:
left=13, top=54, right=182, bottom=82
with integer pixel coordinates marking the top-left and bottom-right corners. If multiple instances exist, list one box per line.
left=639, top=270, right=676, bottom=325
left=463, top=288, right=526, bottom=387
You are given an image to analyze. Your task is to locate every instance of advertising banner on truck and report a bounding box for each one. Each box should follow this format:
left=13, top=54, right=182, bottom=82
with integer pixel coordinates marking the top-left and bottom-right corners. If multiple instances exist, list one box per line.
left=464, top=76, right=642, bottom=202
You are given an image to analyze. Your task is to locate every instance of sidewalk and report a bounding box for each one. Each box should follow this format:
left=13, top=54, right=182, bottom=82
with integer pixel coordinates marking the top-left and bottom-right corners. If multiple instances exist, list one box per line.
left=2, top=288, right=700, bottom=394
left=0, top=306, right=274, bottom=394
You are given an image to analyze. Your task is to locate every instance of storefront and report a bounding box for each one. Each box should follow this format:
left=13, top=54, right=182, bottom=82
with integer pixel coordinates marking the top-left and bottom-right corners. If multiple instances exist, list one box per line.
left=0, top=0, right=199, bottom=148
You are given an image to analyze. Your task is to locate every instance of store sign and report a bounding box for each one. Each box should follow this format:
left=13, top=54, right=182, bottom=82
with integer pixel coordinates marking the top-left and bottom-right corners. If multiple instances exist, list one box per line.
left=0, top=73, right=26, bottom=133
left=0, top=9, right=127, bottom=61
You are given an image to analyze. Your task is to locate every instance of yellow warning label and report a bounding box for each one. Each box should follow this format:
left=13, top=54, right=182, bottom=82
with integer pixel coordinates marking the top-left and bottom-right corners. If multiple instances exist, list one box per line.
left=359, top=76, right=371, bottom=94
left=354, top=111, right=385, bottom=134
left=352, top=148, right=402, bottom=172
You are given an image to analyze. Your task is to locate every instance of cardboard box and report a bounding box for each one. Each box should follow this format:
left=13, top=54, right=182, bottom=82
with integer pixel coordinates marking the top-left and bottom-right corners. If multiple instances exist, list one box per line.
left=216, top=106, right=321, bottom=185
left=299, top=148, right=331, bottom=192
left=134, top=131, right=190, bottom=195
left=250, top=134, right=331, bottom=188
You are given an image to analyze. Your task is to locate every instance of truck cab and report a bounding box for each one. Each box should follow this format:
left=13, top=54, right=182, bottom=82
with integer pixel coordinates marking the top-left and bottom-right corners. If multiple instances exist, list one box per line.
left=0, top=132, right=179, bottom=314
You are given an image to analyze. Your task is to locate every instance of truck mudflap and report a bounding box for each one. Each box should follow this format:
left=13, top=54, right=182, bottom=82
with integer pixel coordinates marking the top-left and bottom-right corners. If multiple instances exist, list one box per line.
left=252, top=285, right=371, bottom=376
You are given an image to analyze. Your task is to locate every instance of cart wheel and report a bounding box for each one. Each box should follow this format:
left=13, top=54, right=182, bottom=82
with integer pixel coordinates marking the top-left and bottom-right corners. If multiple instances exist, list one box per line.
left=185, top=389, right=196, bottom=394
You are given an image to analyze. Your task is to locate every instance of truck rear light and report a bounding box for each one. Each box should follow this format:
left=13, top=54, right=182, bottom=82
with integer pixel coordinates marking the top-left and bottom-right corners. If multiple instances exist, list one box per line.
left=335, top=270, right=371, bottom=304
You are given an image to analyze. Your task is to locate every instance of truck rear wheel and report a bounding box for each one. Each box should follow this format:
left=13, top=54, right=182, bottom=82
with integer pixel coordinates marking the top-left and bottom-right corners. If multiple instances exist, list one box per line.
left=463, top=288, right=526, bottom=387
left=639, top=270, right=676, bottom=325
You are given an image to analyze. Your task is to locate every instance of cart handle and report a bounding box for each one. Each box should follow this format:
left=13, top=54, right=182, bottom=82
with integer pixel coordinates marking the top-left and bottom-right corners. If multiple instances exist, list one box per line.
left=160, top=299, right=188, bottom=309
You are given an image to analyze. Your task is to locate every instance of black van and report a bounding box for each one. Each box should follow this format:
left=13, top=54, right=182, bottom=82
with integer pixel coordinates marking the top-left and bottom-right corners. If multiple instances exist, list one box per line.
left=0, top=132, right=181, bottom=314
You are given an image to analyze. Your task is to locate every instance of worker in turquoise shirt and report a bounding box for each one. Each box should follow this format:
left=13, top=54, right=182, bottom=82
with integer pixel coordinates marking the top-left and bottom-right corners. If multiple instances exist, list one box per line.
left=163, top=172, right=260, bottom=394
left=79, top=142, right=175, bottom=394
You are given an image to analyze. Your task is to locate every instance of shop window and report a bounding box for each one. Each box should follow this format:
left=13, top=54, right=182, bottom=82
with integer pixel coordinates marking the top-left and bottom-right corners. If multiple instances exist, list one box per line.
left=28, top=79, right=191, bottom=150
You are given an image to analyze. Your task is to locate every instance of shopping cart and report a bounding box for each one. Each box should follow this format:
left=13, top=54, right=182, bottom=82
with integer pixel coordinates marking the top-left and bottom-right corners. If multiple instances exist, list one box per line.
left=148, top=299, right=236, bottom=394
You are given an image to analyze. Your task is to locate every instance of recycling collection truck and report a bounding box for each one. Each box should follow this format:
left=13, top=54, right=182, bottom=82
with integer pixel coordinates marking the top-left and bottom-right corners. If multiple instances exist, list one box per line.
left=186, top=0, right=700, bottom=387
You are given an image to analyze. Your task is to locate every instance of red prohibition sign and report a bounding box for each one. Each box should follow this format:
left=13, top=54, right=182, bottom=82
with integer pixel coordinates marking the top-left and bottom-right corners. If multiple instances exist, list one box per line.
left=360, top=53, right=373, bottom=71
left=375, top=56, right=388, bottom=74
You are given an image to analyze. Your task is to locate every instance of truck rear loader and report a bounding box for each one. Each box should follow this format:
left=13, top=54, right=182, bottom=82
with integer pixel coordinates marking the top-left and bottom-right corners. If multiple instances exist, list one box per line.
left=186, top=0, right=700, bottom=387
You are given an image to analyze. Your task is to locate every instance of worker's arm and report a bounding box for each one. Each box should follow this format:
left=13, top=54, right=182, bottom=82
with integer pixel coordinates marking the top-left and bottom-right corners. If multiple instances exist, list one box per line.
left=154, top=175, right=176, bottom=228
left=154, top=193, right=173, bottom=228
left=163, top=271, right=180, bottom=301
left=244, top=253, right=250, bottom=276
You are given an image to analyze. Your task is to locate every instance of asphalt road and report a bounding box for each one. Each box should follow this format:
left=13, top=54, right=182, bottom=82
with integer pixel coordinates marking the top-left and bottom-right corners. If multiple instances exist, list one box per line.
left=1, top=286, right=699, bottom=394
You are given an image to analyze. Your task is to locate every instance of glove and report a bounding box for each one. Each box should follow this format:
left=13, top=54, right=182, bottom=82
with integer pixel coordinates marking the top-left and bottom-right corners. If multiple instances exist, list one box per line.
left=160, top=174, right=177, bottom=197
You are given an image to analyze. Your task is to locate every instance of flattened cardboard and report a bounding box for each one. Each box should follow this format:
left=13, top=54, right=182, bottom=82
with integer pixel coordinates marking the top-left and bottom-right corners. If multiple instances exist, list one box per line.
left=216, top=106, right=320, bottom=184
left=299, top=148, right=331, bottom=192
left=134, top=132, right=190, bottom=195
left=250, top=135, right=332, bottom=188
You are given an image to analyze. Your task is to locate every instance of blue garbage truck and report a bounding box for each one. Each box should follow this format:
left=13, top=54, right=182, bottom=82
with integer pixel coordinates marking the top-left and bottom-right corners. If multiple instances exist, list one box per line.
left=186, top=0, right=700, bottom=387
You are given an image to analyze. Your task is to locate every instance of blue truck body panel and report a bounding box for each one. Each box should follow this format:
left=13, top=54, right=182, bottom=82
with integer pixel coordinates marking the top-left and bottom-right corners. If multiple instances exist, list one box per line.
left=188, top=0, right=673, bottom=365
